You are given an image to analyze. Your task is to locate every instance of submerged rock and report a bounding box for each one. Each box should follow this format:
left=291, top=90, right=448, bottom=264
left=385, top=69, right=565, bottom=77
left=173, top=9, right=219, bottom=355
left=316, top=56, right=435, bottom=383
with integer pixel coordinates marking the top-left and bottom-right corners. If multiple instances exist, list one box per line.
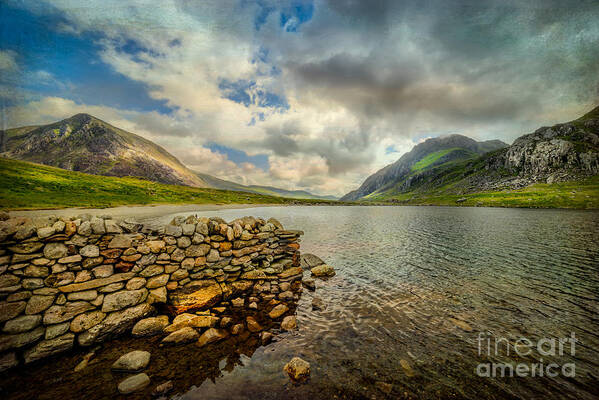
left=310, top=264, right=336, bottom=278
left=112, top=350, right=151, bottom=372
left=197, top=328, right=228, bottom=347
left=152, top=380, right=173, bottom=397
left=311, top=297, right=326, bottom=311
left=118, top=373, right=150, bottom=394
left=281, top=316, right=297, bottom=331
left=284, top=357, right=310, bottom=383
left=161, top=327, right=199, bottom=345
left=131, top=316, right=169, bottom=337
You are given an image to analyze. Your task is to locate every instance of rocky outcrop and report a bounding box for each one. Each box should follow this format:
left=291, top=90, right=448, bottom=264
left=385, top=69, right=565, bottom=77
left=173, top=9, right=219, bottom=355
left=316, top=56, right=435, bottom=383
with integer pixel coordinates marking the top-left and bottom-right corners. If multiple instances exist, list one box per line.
left=0, top=214, right=303, bottom=369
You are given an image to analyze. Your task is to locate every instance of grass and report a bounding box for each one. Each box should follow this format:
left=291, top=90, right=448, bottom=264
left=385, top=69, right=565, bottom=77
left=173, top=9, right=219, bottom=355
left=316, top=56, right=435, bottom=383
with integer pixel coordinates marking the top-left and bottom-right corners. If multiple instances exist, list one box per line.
left=368, top=175, right=599, bottom=209
left=0, top=157, right=334, bottom=210
left=411, top=148, right=461, bottom=171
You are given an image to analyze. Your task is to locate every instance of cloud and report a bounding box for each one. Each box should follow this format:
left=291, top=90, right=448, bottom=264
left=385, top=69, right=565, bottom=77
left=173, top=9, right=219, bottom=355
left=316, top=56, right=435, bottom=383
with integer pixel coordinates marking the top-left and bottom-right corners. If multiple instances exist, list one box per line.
left=4, top=0, right=599, bottom=197
left=0, top=50, right=19, bottom=72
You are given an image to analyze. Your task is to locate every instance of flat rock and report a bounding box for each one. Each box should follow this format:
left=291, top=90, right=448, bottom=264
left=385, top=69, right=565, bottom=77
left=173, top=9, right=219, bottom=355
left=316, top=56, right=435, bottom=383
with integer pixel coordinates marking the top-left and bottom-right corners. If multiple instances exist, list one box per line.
left=24, top=333, right=74, bottom=364
left=43, top=302, right=95, bottom=324
left=161, top=327, right=199, bottom=345
left=131, top=316, right=169, bottom=337
left=3, top=315, right=42, bottom=334
left=197, top=328, right=228, bottom=347
left=168, top=279, right=222, bottom=313
left=102, top=289, right=147, bottom=312
left=112, top=350, right=151, bottom=372
left=311, top=264, right=336, bottom=278
left=118, top=373, right=150, bottom=394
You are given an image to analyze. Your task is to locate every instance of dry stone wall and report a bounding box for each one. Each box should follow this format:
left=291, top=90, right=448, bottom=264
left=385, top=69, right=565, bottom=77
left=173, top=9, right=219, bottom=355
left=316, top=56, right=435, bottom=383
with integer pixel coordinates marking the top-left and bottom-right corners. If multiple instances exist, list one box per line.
left=0, top=213, right=303, bottom=371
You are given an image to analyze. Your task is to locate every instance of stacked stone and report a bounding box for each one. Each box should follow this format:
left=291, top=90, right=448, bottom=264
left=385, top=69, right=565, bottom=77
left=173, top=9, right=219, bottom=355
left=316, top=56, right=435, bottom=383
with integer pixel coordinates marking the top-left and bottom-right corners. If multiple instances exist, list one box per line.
left=0, top=213, right=303, bottom=372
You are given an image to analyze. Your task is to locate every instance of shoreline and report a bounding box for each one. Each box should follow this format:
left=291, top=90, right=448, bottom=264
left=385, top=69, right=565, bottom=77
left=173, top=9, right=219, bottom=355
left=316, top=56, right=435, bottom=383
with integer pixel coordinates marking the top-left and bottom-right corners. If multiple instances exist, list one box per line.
left=7, top=203, right=285, bottom=219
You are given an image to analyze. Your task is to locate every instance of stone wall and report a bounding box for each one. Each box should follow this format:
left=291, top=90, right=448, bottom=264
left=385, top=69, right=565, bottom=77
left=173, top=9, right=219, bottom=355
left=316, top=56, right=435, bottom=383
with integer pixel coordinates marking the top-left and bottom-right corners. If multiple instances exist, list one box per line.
left=0, top=214, right=304, bottom=371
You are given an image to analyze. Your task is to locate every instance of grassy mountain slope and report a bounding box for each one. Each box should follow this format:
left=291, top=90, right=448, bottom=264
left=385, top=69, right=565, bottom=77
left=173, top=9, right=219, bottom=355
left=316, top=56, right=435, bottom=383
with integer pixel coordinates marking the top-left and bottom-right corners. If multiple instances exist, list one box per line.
left=1, top=114, right=208, bottom=188
left=0, top=157, right=317, bottom=210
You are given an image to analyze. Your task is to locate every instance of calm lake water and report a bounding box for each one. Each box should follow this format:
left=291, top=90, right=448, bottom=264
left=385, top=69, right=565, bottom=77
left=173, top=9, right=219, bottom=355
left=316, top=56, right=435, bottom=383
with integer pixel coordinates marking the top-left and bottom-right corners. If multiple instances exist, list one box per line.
left=3, top=206, right=599, bottom=399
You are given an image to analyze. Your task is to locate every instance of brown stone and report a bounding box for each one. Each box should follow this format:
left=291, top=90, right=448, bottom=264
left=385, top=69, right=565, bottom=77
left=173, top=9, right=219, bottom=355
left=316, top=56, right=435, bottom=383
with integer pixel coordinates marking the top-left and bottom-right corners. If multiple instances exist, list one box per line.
left=168, top=279, right=222, bottom=313
left=197, top=328, right=228, bottom=347
left=115, top=261, right=134, bottom=272
left=58, top=272, right=136, bottom=293
left=100, top=249, right=122, bottom=258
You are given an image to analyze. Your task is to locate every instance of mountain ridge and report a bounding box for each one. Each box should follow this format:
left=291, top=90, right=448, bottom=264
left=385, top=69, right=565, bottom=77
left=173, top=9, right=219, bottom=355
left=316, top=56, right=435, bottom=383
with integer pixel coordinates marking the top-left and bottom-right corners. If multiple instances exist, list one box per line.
left=342, top=106, right=599, bottom=201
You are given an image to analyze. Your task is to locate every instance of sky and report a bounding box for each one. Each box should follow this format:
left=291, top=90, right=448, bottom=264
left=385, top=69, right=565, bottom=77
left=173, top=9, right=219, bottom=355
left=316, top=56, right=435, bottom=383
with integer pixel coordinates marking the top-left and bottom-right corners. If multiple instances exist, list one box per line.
left=1, top=0, right=598, bottom=197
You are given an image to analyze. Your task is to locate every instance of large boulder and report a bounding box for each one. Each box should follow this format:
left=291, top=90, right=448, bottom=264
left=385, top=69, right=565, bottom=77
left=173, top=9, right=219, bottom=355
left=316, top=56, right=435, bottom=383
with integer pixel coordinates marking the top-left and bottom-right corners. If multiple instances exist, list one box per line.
left=168, top=279, right=222, bottom=313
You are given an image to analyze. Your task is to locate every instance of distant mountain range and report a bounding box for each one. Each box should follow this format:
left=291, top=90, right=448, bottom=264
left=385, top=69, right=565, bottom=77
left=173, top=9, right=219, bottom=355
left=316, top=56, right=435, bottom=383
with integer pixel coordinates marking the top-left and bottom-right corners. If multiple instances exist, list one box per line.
left=0, top=113, right=336, bottom=200
left=342, top=106, right=599, bottom=201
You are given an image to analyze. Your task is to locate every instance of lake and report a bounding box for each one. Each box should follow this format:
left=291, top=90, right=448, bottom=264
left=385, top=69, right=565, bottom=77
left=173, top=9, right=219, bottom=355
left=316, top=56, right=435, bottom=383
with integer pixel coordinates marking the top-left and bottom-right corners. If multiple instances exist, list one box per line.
left=3, top=206, right=598, bottom=399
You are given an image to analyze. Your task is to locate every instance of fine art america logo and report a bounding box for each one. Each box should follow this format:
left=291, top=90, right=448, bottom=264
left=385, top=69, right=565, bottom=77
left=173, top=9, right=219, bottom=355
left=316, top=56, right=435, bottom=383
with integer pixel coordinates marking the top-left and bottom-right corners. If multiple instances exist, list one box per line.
left=476, top=332, right=577, bottom=378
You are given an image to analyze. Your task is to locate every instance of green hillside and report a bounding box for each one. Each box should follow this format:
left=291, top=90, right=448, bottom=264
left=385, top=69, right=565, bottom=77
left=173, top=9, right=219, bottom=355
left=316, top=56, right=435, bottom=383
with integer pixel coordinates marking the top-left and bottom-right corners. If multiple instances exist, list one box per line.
left=0, top=157, right=333, bottom=210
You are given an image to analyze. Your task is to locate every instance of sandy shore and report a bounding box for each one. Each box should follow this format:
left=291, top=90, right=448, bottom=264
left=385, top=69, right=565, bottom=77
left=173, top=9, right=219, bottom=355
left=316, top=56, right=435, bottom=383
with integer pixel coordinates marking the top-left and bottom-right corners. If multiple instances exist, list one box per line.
left=8, top=203, right=281, bottom=220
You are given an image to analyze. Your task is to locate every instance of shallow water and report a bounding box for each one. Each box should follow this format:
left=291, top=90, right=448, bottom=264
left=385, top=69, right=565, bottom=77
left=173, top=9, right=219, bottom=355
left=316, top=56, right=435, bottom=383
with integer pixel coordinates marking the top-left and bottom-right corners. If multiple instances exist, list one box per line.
left=3, top=206, right=599, bottom=399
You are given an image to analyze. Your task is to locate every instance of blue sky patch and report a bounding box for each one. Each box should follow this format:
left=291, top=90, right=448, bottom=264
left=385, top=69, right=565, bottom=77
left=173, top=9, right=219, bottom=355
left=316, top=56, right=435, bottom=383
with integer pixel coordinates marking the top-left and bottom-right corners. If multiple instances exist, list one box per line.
left=218, top=78, right=289, bottom=111
left=207, top=143, right=269, bottom=170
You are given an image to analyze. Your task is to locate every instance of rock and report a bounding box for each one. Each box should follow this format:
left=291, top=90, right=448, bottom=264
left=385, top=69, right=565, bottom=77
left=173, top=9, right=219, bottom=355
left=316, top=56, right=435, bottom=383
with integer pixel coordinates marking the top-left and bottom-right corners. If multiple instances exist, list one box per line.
left=3, top=315, right=42, bottom=333
left=126, top=277, right=146, bottom=290
left=90, top=217, right=105, bottom=234
left=197, top=328, right=228, bottom=346
left=300, top=254, right=324, bottom=270
left=168, top=279, right=222, bottom=313
left=146, top=274, right=169, bottom=289
left=0, top=326, right=45, bottom=352
left=240, top=270, right=267, bottom=280
left=190, top=315, right=219, bottom=328
left=311, top=264, right=336, bottom=278
left=58, top=272, right=135, bottom=293
left=132, top=315, right=169, bottom=337
left=104, top=219, right=122, bottom=233
left=70, top=311, right=106, bottom=333
left=268, top=304, right=289, bottom=319
left=67, top=290, right=98, bottom=301
left=79, top=245, right=99, bottom=257
left=261, top=331, right=274, bottom=345
left=24, top=333, right=74, bottom=364
left=311, top=297, right=326, bottom=311
left=0, top=301, right=26, bottom=322
left=206, top=249, right=220, bottom=262
left=152, top=381, right=174, bottom=397
left=0, top=352, right=18, bottom=372
left=375, top=381, right=393, bottom=395
left=8, top=242, right=44, bottom=254
left=77, top=221, right=92, bottom=236
left=165, top=224, right=183, bottom=237
left=74, top=350, right=95, bottom=372
left=161, top=327, right=199, bottom=344
left=58, top=254, right=82, bottom=264
left=231, top=297, right=244, bottom=307
left=43, top=243, right=68, bottom=259
left=400, top=359, right=415, bottom=377
left=246, top=316, right=262, bottom=332
left=45, top=322, right=70, bottom=339
left=92, top=264, right=113, bottom=279
left=78, top=303, right=153, bottom=346
left=118, top=373, right=150, bottom=394
left=185, top=244, right=210, bottom=257
left=108, top=234, right=133, bottom=249
left=112, top=350, right=151, bottom=372
left=281, top=315, right=297, bottom=331
left=148, top=287, right=167, bottom=304
left=102, top=289, right=148, bottom=312
left=37, top=226, right=55, bottom=239
left=302, top=278, right=316, bottom=291
left=43, top=302, right=95, bottom=324
left=448, top=317, right=473, bottom=332
left=231, top=323, right=244, bottom=335
left=284, top=357, right=310, bottom=383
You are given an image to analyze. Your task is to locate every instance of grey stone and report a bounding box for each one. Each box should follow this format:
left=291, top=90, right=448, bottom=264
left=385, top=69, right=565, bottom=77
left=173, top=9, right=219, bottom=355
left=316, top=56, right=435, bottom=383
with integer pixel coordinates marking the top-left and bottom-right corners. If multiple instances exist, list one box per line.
left=102, top=289, right=148, bottom=312
left=108, top=234, right=133, bottom=249
left=37, top=226, right=55, bottom=239
left=3, top=315, right=42, bottom=333
left=43, top=302, right=94, bottom=324
left=0, top=326, right=45, bottom=352
left=281, top=315, right=297, bottom=331
left=77, top=221, right=92, bottom=236
left=78, top=303, right=153, bottom=346
left=112, top=350, right=151, bottom=372
left=45, top=322, right=70, bottom=339
left=22, top=278, right=44, bottom=290
left=79, top=245, right=99, bottom=257
left=118, top=373, right=150, bottom=394
left=126, top=277, right=146, bottom=290
left=24, top=333, right=74, bottom=364
left=176, top=236, right=191, bottom=248
left=99, top=282, right=125, bottom=293
left=165, top=224, right=182, bottom=237
left=93, top=264, right=114, bottom=278
left=43, top=243, right=68, bottom=259
left=24, top=265, right=49, bottom=277
left=90, top=217, right=106, bottom=234
left=146, top=274, right=168, bottom=289
left=25, top=295, right=55, bottom=315
left=104, top=219, right=123, bottom=234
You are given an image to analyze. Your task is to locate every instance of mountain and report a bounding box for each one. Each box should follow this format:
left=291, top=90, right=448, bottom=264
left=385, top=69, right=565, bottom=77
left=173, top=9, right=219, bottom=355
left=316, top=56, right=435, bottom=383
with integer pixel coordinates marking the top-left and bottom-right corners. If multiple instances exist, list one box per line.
left=341, top=135, right=508, bottom=200
left=195, top=172, right=338, bottom=200
left=0, top=113, right=208, bottom=187
left=341, top=106, right=599, bottom=201
left=0, top=113, right=338, bottom=200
